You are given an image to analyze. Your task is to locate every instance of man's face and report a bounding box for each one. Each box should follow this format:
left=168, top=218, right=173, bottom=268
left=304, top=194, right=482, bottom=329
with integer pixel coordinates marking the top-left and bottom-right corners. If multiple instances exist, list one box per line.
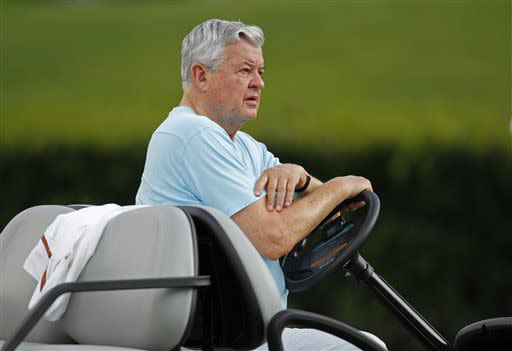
left=206, top=40, right=265, bottom=123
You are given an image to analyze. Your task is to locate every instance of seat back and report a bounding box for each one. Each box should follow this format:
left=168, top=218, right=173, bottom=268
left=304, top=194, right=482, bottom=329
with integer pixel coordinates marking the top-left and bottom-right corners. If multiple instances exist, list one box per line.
left=0, top=206, right=75, bottom=344
left=1, top=205, right=199, bottom=350
left=181, top=206, right=283, bottom=350
left=59, top=206, right=199, bottom=350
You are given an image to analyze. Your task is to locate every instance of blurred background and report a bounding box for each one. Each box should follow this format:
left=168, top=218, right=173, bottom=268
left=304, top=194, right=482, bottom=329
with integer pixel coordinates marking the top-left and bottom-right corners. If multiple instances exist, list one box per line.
left=1, top=0, right=511, bottom=350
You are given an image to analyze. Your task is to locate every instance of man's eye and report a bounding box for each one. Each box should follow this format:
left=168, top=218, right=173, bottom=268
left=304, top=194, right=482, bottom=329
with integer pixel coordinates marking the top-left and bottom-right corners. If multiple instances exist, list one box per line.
left=258, top=71, right=264, bottom=76
left=241, top=68, right=251, bottom=74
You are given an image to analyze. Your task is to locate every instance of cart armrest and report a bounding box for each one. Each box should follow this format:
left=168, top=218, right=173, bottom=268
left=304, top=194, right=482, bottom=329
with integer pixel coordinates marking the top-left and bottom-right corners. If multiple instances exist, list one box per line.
left=3, top=276, right=210, bottom=351
left=267, top=309, right=386, bottom=351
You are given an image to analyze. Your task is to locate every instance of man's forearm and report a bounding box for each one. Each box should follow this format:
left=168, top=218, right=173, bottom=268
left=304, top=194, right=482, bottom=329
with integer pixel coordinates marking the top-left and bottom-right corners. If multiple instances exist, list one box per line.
left=300, top=175, right=323, bottom=196
left=275, top=177, right=350, bottom=252
left=232, top=176, right=370, bottom=260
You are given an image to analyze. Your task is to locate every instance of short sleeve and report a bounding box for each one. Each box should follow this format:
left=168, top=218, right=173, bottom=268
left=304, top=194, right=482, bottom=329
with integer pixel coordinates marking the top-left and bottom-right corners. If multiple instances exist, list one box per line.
left=181, top=127, right=265, bottom=217
left=260, top=142, right=281, bottom=170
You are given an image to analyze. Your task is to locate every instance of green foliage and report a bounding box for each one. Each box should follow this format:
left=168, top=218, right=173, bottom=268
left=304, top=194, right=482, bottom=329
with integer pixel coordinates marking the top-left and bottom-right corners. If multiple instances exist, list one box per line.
left=2, top=1, right=510, bottom=151
left=1, top=145, right=511, bottom=350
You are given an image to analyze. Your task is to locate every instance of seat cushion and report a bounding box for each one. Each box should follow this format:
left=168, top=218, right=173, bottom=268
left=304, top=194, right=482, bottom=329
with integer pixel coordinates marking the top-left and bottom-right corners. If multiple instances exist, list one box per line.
left=0, top=340, right=145, bottom=350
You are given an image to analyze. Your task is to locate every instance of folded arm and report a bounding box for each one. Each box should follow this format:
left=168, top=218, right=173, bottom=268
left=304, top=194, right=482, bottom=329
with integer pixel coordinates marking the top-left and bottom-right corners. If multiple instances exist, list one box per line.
left=253, top=163, right=324, bottom=210
left=233, top=175, right=372, bottom=260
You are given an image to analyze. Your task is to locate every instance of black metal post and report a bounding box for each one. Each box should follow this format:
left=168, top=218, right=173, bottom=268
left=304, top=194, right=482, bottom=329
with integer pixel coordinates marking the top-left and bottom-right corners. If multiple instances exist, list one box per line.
left=346, top=254, right=454, bottom=351
left=2, top=276, right=211, bottom=351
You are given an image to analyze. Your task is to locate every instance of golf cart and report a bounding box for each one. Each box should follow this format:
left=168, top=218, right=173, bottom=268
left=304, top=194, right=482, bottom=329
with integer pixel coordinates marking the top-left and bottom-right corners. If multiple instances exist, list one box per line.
left=1, top=192, right=510, bottom=350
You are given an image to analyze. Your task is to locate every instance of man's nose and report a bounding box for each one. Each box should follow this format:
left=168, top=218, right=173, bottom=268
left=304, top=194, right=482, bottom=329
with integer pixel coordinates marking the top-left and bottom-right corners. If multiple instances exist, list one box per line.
left=250, top=72, right=265, bottom=90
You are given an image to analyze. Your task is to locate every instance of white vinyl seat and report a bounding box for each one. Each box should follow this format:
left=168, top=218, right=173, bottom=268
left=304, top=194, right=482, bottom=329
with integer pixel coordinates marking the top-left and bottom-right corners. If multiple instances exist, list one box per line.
left=0, top=340, right=145, bottom=350
left=0, top=204, right=283, bottom=351
left=1, top=204, right=385, bottom=351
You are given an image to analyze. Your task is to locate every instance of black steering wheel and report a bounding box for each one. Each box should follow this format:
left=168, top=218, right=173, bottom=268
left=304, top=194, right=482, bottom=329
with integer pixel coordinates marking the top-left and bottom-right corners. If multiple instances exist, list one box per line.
left=282, top=190, right=380, bottom=292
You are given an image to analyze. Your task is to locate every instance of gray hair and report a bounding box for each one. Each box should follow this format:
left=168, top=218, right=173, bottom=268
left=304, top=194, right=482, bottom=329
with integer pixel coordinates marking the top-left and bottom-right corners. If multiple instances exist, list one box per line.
left=181, top=19, right=264, bottom=90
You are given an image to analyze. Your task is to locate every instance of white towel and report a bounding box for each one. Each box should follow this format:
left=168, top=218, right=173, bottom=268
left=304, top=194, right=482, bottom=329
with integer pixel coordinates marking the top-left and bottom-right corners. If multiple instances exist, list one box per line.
left=23, top=204, right=147, bottom=321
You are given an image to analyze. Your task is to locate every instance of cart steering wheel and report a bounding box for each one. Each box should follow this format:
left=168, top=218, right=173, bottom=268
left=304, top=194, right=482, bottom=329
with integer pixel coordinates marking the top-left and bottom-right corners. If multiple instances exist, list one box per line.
left=283, top=190, right=380, bottom=292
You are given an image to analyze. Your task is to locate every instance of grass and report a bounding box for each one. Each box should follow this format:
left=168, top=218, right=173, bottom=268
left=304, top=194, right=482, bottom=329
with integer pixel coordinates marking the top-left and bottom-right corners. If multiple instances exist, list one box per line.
left=2, top=0, right=511, bottom=152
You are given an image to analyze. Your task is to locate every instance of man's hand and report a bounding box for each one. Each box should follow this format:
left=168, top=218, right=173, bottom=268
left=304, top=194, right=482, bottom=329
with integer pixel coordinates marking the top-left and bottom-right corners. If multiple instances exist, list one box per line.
left=234, top=174, right=373, bottom=260
left=338, top=175, right=373, bottom=197
left=254, top=164, right=308, bottom=211
left=337, top=175, right=372, bottom=211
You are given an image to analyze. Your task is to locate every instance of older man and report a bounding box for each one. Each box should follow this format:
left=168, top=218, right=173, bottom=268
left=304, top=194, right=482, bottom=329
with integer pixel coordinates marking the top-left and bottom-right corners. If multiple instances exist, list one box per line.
left=136, top=19, right=385, bottom=350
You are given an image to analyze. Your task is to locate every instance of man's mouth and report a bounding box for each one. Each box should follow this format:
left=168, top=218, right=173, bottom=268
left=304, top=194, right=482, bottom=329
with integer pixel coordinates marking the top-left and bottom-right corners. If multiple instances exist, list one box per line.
left=244, top=96, right=259, bottom=105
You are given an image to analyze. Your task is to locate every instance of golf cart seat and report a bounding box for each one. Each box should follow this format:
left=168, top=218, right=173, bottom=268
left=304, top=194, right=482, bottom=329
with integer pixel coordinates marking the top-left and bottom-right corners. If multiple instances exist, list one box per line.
left=0, top=204, right=283, bottom=350
left=1, top=204, right=387, bottom=351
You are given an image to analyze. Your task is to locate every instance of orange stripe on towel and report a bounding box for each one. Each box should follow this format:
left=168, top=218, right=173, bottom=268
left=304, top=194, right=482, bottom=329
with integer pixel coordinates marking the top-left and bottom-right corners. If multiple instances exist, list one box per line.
left=41, top=235, right=52, bottom=258
left=40, top=269, right=48, bottom=291
left=40, top=234, right=52, bottom=291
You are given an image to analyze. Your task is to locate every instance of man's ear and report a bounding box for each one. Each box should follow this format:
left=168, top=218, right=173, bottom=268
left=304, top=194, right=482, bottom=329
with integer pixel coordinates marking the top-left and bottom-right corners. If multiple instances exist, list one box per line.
left=190, top=63, right=208, bottom=92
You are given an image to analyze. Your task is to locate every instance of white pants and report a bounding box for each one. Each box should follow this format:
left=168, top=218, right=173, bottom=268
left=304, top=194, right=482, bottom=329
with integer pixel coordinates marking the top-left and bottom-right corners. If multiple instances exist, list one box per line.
left=254, top=328, right=387, bottom=351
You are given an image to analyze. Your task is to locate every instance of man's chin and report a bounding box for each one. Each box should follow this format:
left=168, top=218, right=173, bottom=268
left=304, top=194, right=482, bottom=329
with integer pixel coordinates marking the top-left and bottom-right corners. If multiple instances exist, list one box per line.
left=243, top=113, right=258, bottom=121
left=241, top=108, right=259, bottom=121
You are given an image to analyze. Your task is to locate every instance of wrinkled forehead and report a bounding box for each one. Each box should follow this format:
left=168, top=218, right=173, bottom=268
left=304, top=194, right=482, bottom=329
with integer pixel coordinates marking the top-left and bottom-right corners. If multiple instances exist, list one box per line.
left=221, top=40, right=264, bottom=67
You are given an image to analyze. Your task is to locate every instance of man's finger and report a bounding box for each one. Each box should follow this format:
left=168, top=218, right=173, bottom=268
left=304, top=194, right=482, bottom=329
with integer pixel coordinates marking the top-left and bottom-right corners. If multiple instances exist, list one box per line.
left=266, top=176, right=278, bottom=210
left=285, top=182, right=295, bottom=207
left=341, top=200, right=366, bottom=212
left=350, top=201, right=366, bottom=211
left=275, top=176, right=287, bottom=211
left=285, top=175, right=299, bottom=207
left=254, top=173, right=268, bottom=196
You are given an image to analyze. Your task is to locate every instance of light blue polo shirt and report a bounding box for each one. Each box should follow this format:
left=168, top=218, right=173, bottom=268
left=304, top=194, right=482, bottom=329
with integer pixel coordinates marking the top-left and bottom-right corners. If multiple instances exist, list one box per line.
left=136, top=106, right=288, bottom=307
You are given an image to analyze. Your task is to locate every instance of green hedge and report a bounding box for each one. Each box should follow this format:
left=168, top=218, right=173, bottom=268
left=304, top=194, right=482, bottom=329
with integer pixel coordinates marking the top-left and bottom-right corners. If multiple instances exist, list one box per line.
left=1, top=145, right=511, bottom=351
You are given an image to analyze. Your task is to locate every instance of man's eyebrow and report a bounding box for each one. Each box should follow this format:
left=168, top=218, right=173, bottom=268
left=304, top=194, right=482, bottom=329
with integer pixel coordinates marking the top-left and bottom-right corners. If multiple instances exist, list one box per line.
left=242, top=61, right=265, bottom=70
